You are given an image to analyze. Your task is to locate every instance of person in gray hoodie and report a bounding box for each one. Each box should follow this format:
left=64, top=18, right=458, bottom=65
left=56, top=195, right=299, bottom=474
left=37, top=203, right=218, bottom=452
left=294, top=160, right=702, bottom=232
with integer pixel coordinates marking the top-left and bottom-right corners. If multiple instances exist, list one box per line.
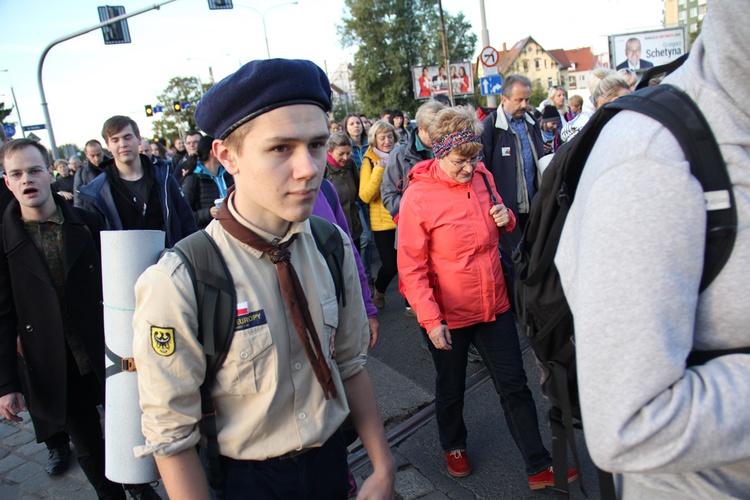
left=555, top=3, right=750, bottom=498
left=380, top=99, right=445, bottom=221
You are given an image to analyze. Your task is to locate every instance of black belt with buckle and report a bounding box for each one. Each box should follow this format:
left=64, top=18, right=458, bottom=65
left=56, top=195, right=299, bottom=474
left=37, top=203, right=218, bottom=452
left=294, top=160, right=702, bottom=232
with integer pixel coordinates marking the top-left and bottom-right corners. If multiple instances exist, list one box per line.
left=270, top=447, right=315, bottom=461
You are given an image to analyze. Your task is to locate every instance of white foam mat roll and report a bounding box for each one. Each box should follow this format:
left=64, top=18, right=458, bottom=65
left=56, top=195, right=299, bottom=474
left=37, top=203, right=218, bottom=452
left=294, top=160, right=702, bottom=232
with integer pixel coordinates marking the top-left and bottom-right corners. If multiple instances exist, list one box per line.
left=101, top=230, right=165, bottom=484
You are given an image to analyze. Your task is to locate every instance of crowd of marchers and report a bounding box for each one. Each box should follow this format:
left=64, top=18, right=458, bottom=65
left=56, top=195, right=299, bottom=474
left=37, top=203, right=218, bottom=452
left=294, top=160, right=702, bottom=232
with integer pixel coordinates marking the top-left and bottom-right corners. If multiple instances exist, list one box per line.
left=0, top=5, right=749, bottom=498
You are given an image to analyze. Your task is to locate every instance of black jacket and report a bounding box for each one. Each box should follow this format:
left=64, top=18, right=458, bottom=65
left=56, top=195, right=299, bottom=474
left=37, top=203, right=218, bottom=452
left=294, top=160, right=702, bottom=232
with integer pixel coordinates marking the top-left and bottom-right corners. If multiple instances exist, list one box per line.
left=481, top=109, right=545, bottom=217
left=52, top=175, right=75, bottom=196
left=181, top=169, right=234, bottom=229
left=78, top=155, right=197, bottom=247
left=0, top=197, right=106, bottom=424
left=73, top=162, right=104, bottom=207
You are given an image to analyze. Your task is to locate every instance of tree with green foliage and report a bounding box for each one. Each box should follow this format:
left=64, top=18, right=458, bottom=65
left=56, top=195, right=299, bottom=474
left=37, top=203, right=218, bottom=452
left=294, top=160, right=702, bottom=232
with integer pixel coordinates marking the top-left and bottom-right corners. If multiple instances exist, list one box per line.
left=338, top=0, right=477, bottom=117
left=150, top=77, right=212, bottom=143
left=1, top=102, right=14, bottom=125
left=57, top=143, right=81, bottom=160
left=530, top=83, right=547, bottom=108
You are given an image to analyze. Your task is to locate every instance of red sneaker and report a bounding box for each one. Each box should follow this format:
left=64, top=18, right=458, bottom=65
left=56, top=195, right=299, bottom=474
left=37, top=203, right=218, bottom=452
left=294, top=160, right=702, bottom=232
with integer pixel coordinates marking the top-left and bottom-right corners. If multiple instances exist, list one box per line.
left=445, top=449, right=472, bottom=477
left=528, top=467, right=578, bottom=490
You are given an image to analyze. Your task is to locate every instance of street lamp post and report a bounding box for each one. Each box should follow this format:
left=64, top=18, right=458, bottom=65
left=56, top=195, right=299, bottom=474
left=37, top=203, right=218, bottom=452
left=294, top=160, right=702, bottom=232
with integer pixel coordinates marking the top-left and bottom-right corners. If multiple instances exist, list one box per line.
left=37, top=0, right=177, bottom=159
left=1, top=70, right=26, bottom=138
left=479, top=0, right=497, bottom=107
left=237, top=2, right=299, bottom=59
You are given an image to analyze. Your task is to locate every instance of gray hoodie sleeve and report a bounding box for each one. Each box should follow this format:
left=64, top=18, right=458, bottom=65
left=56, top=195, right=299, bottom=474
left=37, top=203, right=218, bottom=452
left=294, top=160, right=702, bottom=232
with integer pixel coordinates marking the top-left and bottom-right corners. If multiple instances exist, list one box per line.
left=381, top=146, right=405, bottom=218
left=556, top=110, right=750, bottom=479
left=557, top=5, right=750, bottom=496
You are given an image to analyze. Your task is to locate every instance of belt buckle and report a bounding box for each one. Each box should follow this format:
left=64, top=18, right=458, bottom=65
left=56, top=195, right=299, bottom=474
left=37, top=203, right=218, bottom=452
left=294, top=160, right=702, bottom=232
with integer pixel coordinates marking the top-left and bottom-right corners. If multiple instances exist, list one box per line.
left=277, top=448, right=311, bottom=461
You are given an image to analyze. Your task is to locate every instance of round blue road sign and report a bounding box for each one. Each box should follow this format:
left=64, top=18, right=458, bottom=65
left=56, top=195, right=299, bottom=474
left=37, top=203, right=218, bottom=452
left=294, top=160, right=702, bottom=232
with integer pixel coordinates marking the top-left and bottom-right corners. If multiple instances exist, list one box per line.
left=3, top=124, right=15, bottom=138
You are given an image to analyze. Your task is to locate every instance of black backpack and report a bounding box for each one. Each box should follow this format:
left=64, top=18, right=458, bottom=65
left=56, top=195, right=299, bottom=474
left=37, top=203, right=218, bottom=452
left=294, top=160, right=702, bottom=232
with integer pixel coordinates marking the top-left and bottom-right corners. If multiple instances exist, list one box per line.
left=169, top=215, right=346, bottom=497
left=513, top=84, right=738, bottom=497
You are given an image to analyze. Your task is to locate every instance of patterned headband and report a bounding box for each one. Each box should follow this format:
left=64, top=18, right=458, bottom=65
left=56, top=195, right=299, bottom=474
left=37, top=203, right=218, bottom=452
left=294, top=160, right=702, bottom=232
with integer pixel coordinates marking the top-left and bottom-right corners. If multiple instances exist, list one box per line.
left=432, top=130, right=481, bottom=159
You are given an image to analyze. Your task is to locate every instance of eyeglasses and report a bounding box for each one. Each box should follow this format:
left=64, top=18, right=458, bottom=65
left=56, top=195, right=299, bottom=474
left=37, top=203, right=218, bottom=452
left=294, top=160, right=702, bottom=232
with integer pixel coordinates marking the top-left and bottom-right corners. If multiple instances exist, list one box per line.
left=446, top=154, right=483, bottom=168
left=6, top=167, right=48, bottom=180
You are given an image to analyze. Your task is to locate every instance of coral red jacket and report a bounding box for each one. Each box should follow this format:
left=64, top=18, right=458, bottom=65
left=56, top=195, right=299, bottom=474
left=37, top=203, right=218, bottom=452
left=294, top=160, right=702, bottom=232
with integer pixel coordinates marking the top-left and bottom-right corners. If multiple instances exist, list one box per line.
left=397, top=158, right=516, bottom=333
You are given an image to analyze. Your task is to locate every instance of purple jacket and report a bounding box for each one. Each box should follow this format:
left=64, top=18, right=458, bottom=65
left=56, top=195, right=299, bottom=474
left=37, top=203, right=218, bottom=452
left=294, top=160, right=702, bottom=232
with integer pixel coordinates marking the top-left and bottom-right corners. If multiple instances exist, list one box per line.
left=314, top=180, right=377, bottom=318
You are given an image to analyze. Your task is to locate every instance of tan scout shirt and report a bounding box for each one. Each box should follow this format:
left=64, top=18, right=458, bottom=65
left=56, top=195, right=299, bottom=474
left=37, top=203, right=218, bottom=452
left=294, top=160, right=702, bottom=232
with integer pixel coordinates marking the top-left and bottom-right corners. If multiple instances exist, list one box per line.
left=132, top=198, right=369, bottom=460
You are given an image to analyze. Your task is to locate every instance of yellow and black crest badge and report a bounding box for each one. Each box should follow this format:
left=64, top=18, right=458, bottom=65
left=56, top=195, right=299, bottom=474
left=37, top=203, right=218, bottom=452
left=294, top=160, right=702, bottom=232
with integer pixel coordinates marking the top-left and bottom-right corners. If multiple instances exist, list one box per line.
left=151, top=326, right=175, bottom=356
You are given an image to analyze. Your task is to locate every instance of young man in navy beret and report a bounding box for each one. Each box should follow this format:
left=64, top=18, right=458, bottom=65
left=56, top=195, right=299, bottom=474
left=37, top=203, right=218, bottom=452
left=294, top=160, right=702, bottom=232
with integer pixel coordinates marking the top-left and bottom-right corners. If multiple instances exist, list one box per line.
left=132, top=59, right=395, bottom=499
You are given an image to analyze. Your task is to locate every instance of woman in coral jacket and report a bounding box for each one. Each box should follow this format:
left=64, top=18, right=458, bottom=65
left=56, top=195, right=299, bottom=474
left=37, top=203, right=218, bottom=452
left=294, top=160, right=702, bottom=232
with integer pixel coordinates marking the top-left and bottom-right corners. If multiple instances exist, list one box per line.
left=397, top=106, right=576, bottom=491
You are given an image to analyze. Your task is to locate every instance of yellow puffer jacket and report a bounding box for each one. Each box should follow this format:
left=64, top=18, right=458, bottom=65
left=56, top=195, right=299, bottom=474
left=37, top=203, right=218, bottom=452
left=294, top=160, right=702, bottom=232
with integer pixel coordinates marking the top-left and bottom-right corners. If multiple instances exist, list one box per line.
left=359, top=147, right=396, bottom=231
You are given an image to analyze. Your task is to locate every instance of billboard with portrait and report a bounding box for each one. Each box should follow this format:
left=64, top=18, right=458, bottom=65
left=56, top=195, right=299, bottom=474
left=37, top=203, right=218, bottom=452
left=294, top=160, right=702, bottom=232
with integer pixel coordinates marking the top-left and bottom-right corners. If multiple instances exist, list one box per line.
left=609, top=27, right=687, bottom=71
left=411, top=62, right=473, bottom=100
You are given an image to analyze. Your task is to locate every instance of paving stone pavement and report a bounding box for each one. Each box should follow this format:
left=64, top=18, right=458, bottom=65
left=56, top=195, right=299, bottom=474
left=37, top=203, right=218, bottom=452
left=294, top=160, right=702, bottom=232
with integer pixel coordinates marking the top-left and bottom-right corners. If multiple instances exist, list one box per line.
left=0, top=412, right=167, bottom=499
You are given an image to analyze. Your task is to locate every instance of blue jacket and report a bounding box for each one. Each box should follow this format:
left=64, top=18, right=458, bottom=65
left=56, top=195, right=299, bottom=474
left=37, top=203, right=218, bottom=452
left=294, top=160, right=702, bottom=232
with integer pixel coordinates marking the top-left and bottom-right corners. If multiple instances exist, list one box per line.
left=78, top=154, right=197, bottom=247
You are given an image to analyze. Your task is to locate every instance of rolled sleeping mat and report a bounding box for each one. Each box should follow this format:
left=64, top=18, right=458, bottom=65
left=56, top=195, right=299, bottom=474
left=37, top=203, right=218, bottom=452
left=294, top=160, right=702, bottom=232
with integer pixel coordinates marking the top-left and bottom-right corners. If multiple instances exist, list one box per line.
left=101, top=230, right=165, bottom=484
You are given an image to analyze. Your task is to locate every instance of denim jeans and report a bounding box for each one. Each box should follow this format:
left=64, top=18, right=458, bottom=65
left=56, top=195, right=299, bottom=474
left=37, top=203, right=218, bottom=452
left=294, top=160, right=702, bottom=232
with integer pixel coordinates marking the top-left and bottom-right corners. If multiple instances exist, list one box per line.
left=424, top=312, right=552, bottom=475
left=358, top=204, right=373, bottom=280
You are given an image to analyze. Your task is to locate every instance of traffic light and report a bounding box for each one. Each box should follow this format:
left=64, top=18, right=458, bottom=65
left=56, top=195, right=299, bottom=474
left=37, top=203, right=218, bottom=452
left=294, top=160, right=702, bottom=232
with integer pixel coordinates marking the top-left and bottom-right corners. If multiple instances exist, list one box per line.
left=208, top=0, right=233, bottom=9
left=145, top=104, right=154, bottom=117
left=173, top=101, right=182, bottom=113
left=97, top=6, right=132, bottom=45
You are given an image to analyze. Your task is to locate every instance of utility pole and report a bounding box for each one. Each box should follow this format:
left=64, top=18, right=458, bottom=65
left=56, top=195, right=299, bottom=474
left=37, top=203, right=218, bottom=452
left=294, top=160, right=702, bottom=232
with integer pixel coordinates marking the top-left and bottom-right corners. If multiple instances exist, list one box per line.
left=38, top=1, right=177, bottom=159
left=1, top=70, right=25, bottom=137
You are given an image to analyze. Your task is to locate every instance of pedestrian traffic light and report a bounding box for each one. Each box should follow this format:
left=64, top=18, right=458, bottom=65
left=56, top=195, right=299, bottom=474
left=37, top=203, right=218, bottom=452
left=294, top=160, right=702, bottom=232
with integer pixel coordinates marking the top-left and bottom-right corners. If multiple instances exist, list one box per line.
left=173, top=101, right=182, bottom=113
left=145, top=104, right=154, bottom=117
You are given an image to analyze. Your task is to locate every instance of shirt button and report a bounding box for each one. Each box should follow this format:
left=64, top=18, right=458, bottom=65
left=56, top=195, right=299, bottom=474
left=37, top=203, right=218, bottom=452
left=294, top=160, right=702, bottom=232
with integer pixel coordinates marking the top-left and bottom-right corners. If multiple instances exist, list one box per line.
left=240, top=351, right=249, bottom=359
left=25, top=324, right=33, bottom=332
left=298, top=412, right=307, bottom=420
left=294, top=362, right=302, bottom=370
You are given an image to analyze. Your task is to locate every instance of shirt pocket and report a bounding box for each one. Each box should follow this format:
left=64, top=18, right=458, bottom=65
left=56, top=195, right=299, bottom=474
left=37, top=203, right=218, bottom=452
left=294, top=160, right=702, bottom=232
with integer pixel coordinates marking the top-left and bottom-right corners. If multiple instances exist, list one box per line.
left=215, top=324, right=277, bottom=395
left=321, top=296, right=339, bottom=361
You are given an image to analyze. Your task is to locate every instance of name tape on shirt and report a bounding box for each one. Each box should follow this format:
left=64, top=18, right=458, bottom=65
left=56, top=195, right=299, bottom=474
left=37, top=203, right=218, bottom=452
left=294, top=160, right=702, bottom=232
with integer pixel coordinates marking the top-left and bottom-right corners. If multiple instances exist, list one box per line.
left=151, top=326, right=175, bottom=356
left=236, top=302, right=267, bottom=332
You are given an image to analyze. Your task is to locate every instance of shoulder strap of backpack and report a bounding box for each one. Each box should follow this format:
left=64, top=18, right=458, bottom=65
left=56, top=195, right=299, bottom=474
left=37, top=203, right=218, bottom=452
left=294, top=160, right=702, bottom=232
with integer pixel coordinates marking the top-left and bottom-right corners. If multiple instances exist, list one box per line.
left=309, top=215, right=346, bottom=307
left=169, top=229, right=236, bottom=496
left=604, top=84, right=737, bottom=292
left=527, top=85, right=736, bottom=293
left=635, top=53, right=689, bottom=90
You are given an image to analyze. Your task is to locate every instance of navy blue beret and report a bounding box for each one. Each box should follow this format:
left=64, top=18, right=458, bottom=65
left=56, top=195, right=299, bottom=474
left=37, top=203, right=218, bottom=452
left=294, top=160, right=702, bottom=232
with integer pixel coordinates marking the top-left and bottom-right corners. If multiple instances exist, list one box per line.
left=195, top=58, right=332, bottom=140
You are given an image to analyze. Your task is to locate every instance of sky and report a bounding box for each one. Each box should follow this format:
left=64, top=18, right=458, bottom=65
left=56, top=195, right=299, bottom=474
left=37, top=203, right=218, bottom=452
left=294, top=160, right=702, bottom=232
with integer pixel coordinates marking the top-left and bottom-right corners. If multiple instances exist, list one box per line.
left=0, top=0, right=664, bottom=153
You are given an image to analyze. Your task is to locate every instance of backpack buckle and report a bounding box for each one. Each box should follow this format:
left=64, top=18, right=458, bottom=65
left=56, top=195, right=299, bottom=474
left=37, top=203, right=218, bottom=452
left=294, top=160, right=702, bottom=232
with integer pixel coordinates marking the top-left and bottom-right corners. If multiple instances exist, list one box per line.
left=121, top=357, right=136, bottom=372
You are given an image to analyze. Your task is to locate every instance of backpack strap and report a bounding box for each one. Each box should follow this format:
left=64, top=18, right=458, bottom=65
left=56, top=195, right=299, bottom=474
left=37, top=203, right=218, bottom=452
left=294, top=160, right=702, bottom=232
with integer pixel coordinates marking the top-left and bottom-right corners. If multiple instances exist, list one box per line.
left=635, top=53, right=690, bottom=90
left=604, top=85, right=737, bottom=292
left=169, top=230, right=236, bottom=498
left=309, top=215, right=346, bottom=307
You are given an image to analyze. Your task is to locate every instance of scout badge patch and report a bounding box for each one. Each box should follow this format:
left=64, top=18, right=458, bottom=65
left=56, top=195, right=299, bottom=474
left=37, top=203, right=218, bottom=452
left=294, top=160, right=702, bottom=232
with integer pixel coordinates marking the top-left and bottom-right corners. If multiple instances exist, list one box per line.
left=151, top=326, right=175, bottom=356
